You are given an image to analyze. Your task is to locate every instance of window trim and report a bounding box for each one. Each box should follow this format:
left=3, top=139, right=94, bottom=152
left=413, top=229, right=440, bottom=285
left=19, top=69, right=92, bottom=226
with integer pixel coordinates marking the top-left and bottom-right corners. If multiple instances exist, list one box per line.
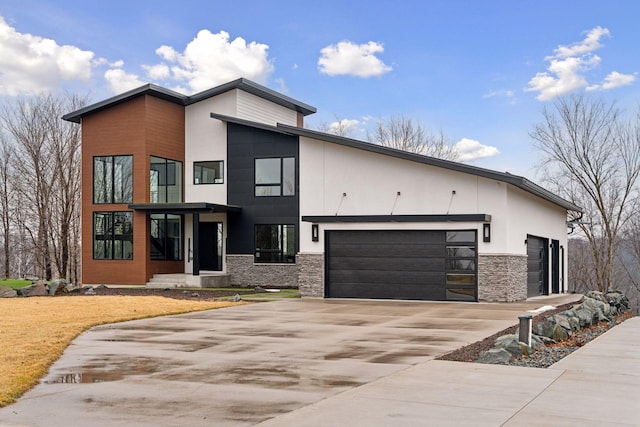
left=254, top=224, right=296, bottom=264
left=150, top=213, right=183, bottom=261
left=93, top=155, right=133, bottom=204
left=254, top=157, right=296, bottom=197
left=93, top=211, right=133, bottom=260
left=193, top=160, right=224, bottom=185
left=150, top=155, right=183, bottom=204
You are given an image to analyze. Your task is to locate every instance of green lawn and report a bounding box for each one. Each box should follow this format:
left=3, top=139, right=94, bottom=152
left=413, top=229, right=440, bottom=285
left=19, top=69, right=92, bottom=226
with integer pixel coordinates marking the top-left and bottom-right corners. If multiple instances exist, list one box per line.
left=0, top=279, right=33, bottom=289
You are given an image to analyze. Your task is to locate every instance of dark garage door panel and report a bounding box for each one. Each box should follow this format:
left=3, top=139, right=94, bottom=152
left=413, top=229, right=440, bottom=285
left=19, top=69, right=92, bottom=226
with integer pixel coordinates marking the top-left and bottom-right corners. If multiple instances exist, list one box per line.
left=328, top=282, right=446, bottom=300
left=327, top=230, right=466, bottom=301
left=527, top=236, right=548, bottom=297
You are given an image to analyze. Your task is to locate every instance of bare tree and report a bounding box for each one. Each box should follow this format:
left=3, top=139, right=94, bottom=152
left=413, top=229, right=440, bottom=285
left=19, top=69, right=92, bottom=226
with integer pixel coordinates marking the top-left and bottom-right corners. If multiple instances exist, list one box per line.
left=316, top=115, right=359, bottom=137
left=0, top=93, right=86, bottom=281
left=368, top=115, right=460, bottom=160
left=531, top=95, right=640, bottom=293
left=0, top=135, right=14, bottom=278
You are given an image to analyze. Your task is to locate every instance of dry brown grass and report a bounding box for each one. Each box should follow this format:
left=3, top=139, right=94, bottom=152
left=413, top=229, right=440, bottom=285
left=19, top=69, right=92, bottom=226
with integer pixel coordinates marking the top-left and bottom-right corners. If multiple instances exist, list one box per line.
left=0, top=296, right=243, bottom=407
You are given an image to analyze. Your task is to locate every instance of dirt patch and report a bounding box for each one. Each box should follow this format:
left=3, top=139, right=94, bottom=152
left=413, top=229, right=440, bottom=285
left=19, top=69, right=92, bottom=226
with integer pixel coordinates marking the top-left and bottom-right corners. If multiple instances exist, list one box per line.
left=64, top=286, right=254, bottom=301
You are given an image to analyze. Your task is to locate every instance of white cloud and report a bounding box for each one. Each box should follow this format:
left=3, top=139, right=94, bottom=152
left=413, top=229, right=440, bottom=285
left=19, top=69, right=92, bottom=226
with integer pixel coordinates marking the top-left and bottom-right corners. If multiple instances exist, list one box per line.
left=526, top=27, right=635, bottom=100
left=141, top=29, right=274, bottom=93
left=586, top=70, right=636, bottom=91
left=104, top=67, right=145, bottom=94
left=552, top=26, right=610, bottom=59
left=329, top=118, right=359, bottom=135
left=143, top=63, right=170, bottom=80
left=318, top=41, right=392, bottom=77
left=454, top=138, right=500, bottom=162
left=0, top=16, right=94, bottom=95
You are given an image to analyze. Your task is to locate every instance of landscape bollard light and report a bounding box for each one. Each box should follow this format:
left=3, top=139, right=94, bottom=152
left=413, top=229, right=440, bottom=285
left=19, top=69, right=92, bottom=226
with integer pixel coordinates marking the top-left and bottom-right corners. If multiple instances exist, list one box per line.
left=518, top=314, right=533, bottom=347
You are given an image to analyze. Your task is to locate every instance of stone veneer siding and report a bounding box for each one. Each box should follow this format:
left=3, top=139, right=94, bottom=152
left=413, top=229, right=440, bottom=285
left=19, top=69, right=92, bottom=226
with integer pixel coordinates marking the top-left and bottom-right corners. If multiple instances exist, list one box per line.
left=297, top=253, right=324, bottom=297
left=226, top=255, right=298, bottom=288
left=478, top=254, right=528, bottom=302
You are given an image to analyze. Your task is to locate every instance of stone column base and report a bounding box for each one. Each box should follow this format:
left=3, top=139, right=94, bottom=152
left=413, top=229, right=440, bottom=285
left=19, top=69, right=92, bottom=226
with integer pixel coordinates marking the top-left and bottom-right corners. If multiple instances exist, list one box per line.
left=478, top=254, right=527, bottom=302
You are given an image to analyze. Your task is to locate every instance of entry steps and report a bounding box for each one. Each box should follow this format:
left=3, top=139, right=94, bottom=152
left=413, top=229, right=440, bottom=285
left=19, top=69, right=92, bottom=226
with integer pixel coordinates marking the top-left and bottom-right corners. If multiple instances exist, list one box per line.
left=146, top=273, right=231, bottom=288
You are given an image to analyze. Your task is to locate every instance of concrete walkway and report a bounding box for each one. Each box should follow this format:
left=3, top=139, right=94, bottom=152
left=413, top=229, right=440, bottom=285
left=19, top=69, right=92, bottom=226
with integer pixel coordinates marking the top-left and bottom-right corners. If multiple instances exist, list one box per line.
left=257, top=316, right=640, bottom=426
left=1, top=294, right=637, bottom=426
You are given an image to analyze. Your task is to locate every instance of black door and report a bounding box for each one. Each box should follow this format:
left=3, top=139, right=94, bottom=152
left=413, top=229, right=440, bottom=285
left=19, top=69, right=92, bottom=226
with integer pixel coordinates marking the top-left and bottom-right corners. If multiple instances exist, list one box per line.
left=551, top=239, right=560, bottom=293
left=199, top=222, right=222, bottom=271
left=527, top=235, right=548, bottom=297
left=326, top=230, right=476, bottom=301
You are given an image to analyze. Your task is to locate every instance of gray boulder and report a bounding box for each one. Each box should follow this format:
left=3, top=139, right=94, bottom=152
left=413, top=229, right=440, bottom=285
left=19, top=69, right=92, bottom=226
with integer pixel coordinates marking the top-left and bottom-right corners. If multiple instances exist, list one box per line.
left=534, top=319, right=556, bottom=338
left=0, top=286, right=17, bottom=298
left=494, top=335, right=533, bottom=357
left=553, top=314, right=573, bottom=336
left=552, top=324, right=570, bottom=342
left=84, top=287, right=96, bottom=295
left=476, top=348, right=512, bottom=364
left=573, top=303, right=598, bottom=327
left=17, top=282, right=47, bottom=297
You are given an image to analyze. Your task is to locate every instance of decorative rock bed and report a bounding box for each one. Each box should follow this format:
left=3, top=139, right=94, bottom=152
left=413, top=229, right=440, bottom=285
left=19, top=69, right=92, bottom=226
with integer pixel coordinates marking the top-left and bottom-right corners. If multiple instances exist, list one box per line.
left=476, top=290, right=631, bottom=366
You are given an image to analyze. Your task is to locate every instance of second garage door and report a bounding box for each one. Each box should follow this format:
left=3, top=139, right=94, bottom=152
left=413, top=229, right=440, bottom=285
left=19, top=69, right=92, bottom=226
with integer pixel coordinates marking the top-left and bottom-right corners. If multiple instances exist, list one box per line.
left=326, top=230, right=477, bottom=301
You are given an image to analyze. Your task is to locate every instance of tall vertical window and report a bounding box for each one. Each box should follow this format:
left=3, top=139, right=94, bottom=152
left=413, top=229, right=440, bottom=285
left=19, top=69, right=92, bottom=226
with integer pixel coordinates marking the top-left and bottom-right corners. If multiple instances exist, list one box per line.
left=445, top=230, right=477, bottom=302
left=255, top=157, right=295, bottom=196
left=93, top=212, right=133, bottom=260
left=93, top=156, right=133, bottom=204
left=254, top=224, right=295, bottom=263
left=150, top=156, right=182, bottom=203
left=150, top=214, right=182, bottom=260
left=194, top=161, right=224, bottom=184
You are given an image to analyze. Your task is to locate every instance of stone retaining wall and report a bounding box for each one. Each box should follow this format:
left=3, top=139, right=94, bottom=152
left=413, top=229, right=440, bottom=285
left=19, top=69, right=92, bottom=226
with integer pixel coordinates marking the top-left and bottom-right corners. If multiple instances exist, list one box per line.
left=226, top=255, right=298, bottom=288
left=478, top=254, right=527, bottom=302
left=297, top=253, right=324, bottom=297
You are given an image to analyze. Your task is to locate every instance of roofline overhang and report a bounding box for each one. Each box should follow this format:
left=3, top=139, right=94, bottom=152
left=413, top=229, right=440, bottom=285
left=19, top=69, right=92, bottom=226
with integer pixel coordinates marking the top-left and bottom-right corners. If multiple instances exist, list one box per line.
left=128, top=202, right=241, bottom=214
left=302, top=214, right=492, bottom=223
left=63, top=78, right=316, bottom=123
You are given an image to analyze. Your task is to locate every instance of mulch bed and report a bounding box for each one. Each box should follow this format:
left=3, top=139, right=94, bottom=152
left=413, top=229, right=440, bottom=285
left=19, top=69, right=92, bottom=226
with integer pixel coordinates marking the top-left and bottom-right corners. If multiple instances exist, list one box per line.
left=437, top=303, right=634, bottom=366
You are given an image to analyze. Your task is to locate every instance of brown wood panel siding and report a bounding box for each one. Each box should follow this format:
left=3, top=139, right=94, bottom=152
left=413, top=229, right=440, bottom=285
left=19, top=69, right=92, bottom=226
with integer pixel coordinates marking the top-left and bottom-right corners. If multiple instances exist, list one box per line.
left=81, top=95, right=185, bottom=285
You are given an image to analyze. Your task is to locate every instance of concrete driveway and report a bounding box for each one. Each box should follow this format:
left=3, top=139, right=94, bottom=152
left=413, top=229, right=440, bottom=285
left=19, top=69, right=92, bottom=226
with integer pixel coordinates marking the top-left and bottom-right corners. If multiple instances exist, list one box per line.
left=0, top=296, right=579, bottom=427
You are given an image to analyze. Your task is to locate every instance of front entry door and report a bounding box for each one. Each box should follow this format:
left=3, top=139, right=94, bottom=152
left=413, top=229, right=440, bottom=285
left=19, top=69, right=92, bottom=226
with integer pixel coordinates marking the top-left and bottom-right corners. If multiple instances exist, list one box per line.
left=199, top=222, right=223, bottom=271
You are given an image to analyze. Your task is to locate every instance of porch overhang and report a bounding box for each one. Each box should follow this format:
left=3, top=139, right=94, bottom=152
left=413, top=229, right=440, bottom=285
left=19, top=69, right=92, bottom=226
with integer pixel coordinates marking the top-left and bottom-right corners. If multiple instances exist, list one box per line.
left=128, top=202, right=241, bottom=214
left=301, top=214, right=491, bottom=223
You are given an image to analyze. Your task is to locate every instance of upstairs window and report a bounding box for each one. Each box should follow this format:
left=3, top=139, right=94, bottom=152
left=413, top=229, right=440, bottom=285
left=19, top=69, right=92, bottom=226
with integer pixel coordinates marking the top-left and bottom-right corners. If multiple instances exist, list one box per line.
left=255, top=157, right=295, bottom=196
left=150, top=156, right=182, bottom=203
left=194, top=161, right=223, bottom=184
left=94, top=155, right=132, bottom=204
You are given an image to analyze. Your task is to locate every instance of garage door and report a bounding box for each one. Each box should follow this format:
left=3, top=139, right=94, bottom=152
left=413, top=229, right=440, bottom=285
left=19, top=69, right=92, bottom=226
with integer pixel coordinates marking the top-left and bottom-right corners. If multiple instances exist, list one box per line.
left=527, top=235, right=548, bottom=297
left=326, top=230, right=477, bottom=301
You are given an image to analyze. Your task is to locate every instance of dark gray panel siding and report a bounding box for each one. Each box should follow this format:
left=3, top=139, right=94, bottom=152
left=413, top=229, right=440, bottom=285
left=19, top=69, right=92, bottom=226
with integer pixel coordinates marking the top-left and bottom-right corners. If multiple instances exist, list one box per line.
left=226, top=123, right=299, bottom=254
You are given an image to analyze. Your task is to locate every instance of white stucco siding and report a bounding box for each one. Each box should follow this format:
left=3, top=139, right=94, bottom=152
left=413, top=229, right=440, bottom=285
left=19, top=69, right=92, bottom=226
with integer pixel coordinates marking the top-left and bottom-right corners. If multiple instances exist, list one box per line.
left=236, top=90, right=298, bottom=126
left=184, top=94, right=236, bottom=204
left=506, top=186, right=568, bottom=254
left=299, top=137, right=513, bottom=253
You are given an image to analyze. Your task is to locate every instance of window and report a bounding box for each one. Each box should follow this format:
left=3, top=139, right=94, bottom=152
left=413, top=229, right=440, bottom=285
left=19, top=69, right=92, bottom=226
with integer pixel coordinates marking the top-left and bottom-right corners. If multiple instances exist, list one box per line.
left=150, top=156, right=182, bottom=203
left=445, top=230, right=477, bottom=301
left=194, top=161, right=223, bottom=184
left=93, top=156, right=133, bottom=204
left=150, top=214, right=182, bottom=260
left=93, top=212, right=133, bottom=260
left=255, top=157, right=295, bottom=196
left=254, top=225, right=295, bottom=263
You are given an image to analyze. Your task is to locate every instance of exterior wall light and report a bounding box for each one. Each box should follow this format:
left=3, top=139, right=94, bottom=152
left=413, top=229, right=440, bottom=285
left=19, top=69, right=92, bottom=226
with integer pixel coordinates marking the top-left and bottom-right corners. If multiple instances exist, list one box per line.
left=311, top=224, right=319, bottom=242
left=483, top=223, right=491, bottom=243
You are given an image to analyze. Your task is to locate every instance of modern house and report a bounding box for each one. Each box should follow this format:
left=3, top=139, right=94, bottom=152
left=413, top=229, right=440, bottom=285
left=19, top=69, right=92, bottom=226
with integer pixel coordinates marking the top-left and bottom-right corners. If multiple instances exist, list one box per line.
left=63, top=78, right=580, bottom=302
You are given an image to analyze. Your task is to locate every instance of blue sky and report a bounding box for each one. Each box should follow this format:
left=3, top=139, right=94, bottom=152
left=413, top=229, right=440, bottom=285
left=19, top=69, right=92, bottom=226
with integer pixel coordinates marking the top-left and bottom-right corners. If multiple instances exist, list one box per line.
left=0, top=0, right=638, bottom=178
